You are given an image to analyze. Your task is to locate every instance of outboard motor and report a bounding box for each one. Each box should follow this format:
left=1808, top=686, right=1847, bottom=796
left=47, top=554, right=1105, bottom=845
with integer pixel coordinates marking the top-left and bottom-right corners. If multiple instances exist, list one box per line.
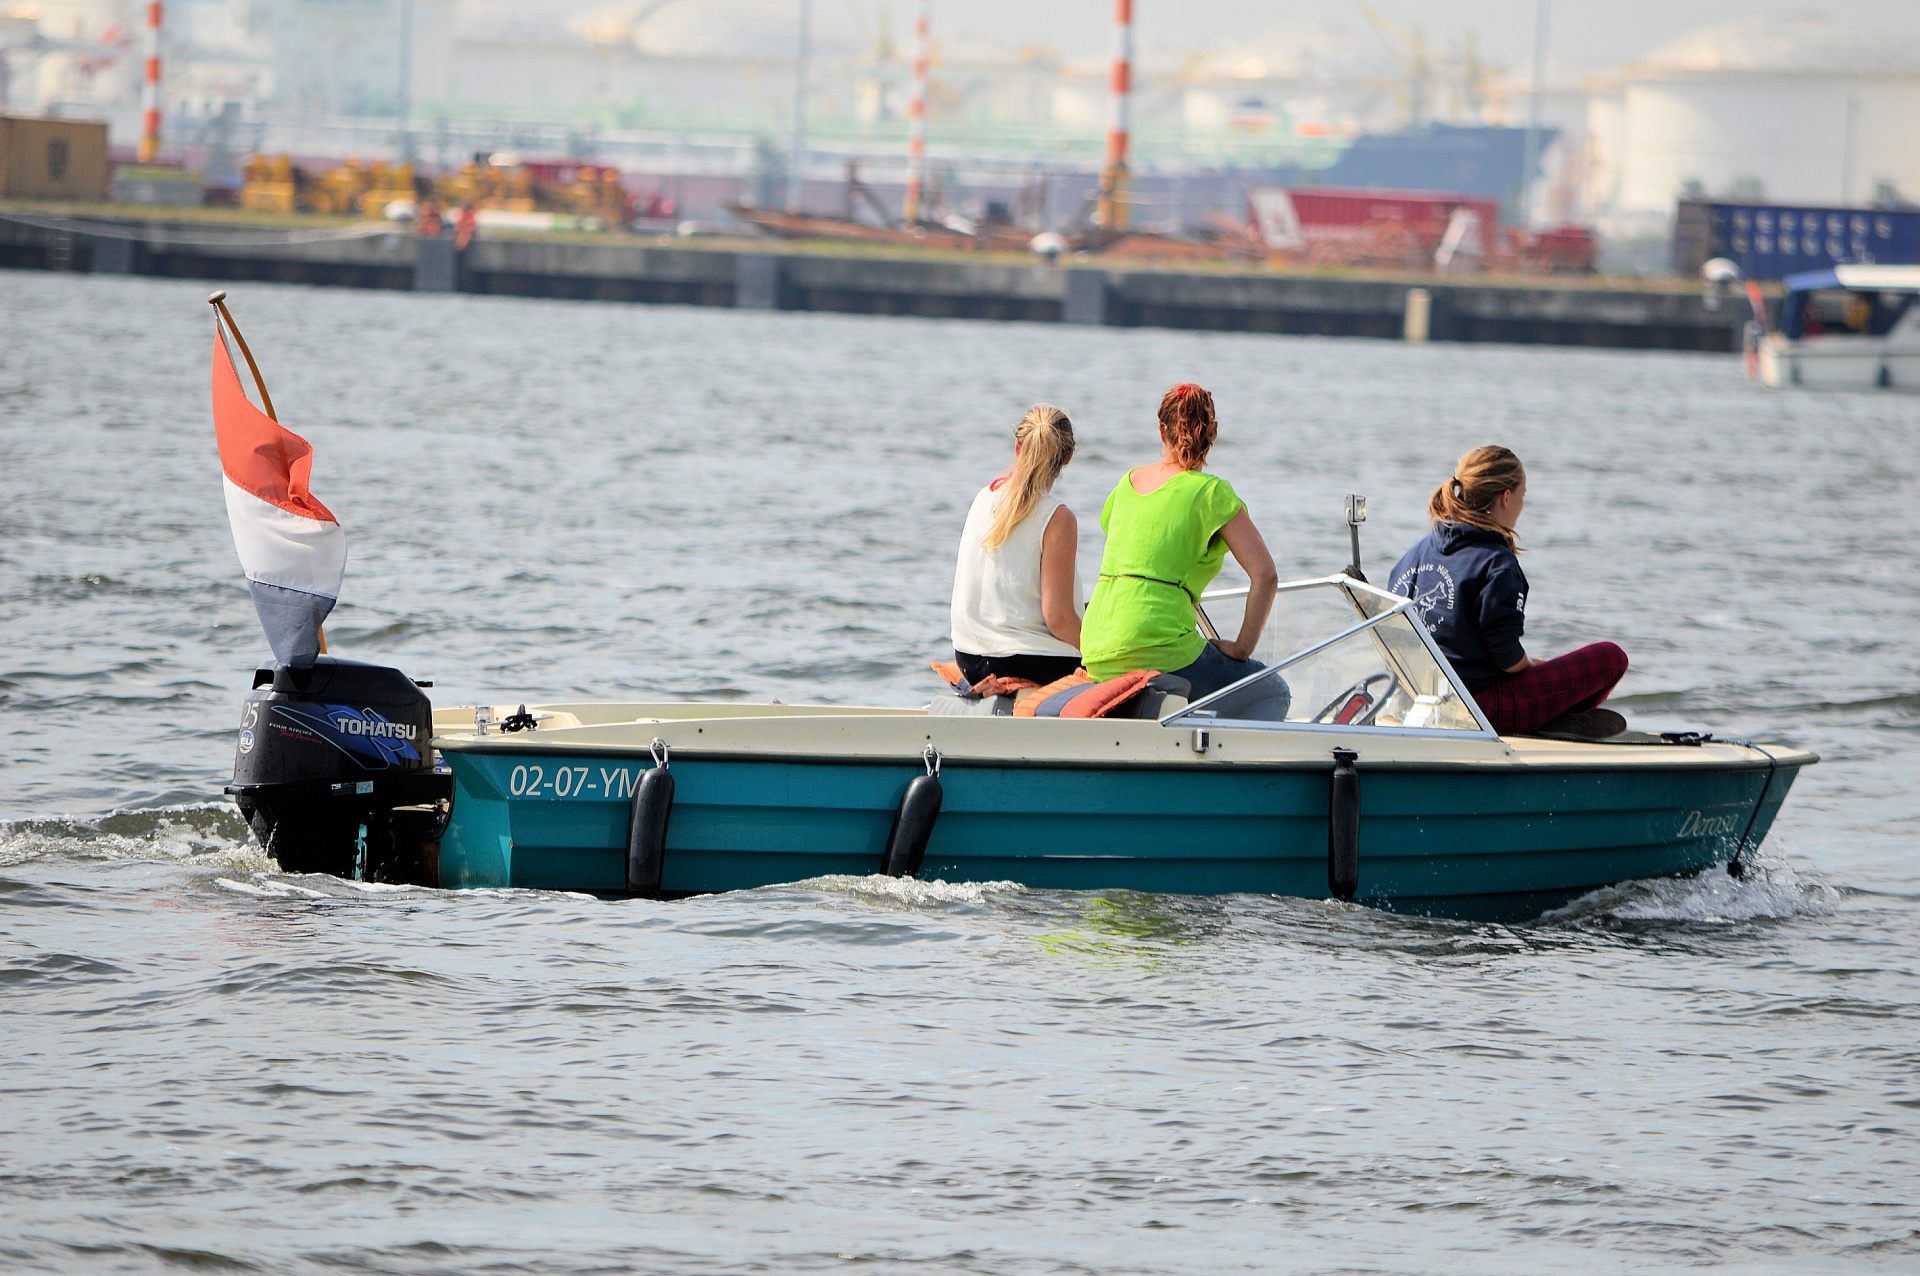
left=227, top=657, right=452, bottom=883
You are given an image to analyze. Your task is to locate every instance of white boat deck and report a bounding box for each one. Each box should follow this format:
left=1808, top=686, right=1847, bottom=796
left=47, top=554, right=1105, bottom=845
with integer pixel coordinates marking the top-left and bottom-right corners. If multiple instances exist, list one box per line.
left=432, top=700, right=1810, bottom=773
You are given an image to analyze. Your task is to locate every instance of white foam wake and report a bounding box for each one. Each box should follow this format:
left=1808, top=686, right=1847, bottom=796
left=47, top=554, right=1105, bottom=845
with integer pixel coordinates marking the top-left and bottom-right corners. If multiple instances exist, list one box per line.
left=215, top=876, right=329, bottom=899
left=0, top=803, right=270, bottom=873
left=799, top=873, right=1026, bottom=907
left=1544, top=852, right=1838, bottom=925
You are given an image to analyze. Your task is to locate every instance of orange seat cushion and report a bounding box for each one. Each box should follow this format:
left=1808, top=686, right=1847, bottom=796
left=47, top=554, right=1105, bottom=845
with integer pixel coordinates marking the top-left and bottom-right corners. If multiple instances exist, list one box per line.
left=1012, top=668, right=1159, bottom=719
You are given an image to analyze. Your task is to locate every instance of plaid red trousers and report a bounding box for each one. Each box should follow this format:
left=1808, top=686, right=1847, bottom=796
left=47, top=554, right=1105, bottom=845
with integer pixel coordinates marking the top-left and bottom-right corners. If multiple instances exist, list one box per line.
left=1473, top=642, right=1629, bottom=734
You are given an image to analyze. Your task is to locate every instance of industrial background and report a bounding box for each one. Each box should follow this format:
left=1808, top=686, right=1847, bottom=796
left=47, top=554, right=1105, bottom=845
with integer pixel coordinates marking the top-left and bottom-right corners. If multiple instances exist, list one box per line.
left=3, top=0, right=1917, bottom=312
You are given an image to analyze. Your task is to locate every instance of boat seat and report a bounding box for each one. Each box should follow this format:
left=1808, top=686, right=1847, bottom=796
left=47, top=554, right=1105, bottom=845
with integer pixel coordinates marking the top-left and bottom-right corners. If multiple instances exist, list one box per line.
left=1116, top=673, right=1191, bottom=720
left=923, top=673, right=1189, bottom=721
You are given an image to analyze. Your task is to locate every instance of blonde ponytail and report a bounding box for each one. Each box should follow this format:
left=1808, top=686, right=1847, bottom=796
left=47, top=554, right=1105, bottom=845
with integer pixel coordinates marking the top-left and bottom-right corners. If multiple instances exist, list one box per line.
left=983, top=404, right=1075, bottom=550
left=1428, top=444, right=1525, bottom=551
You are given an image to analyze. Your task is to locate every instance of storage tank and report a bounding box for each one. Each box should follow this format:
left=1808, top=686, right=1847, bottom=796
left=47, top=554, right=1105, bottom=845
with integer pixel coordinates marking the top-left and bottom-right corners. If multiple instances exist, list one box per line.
left=1608, top=18, right=1920, bottom=215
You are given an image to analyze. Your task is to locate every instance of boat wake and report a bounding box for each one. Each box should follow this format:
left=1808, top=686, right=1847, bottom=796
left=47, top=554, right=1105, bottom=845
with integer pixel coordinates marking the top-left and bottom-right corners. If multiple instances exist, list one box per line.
left=212, top=874, right=331, bottom=898
left=799, top=873, right=1027, bottom=908
left=3, top=805, right=1842, bottom=936
left=1543, top=847, right=1838, bottom=926
left=0, top=802, right=269, bottom=873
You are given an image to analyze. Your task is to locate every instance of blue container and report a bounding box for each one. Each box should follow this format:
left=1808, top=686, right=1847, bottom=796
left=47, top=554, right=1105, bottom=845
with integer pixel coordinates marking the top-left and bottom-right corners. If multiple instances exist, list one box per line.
left=1701, top=201, right=1920, bottom=281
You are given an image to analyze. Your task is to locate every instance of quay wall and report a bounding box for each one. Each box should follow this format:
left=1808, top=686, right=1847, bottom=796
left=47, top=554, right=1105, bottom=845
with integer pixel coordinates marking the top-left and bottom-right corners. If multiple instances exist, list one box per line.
left=0, top=211, right=1744, bottom=353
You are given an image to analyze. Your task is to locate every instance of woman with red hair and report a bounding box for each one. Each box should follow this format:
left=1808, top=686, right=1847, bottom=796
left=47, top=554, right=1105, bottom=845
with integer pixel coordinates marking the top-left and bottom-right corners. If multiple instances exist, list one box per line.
left=1078, top=383, right=1288, bottom=717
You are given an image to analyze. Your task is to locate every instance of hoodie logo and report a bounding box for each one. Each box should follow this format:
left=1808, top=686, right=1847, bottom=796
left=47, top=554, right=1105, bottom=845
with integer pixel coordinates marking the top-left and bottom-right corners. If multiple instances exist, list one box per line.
left=1393, top=563, right=1457, bottom=626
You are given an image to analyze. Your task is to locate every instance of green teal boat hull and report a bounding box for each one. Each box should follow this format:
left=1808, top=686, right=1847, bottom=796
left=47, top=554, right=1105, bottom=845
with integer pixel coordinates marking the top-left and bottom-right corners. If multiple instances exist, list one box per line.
left=424, top=573, right=1813, bottom=922
left=436, top=743, right=1804, bottom=922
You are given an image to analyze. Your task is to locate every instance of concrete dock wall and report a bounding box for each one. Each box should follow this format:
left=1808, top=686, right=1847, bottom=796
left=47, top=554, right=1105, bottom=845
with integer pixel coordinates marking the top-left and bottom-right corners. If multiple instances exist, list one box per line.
left=0, top=211, right=1743, bottom=353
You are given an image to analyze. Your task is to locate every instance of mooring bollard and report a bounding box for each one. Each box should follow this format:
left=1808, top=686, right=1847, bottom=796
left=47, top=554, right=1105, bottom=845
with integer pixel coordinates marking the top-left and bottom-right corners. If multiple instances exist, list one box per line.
left=1403, top=288, right=1432, bottom=343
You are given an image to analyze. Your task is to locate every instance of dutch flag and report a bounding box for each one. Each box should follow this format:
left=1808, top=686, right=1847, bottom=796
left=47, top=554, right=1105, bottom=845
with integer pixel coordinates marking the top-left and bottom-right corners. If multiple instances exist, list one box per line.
left=211, top=324, right=345, bottom=669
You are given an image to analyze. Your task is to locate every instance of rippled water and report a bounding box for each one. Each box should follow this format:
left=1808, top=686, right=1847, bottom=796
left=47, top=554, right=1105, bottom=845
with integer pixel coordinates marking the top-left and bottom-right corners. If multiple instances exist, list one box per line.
left=4, top=272, right=1919, bottom=1272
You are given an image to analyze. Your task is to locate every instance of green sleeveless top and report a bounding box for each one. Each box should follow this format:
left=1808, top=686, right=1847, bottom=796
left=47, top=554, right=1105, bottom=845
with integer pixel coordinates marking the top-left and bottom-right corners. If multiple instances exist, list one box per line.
left=1079, top=469, right=1245, bottom=680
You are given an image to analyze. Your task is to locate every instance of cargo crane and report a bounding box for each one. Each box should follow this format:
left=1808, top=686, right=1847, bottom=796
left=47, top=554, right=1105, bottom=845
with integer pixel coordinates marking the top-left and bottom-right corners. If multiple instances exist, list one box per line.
left=572, top=0, right=686, bottom=48
left=1456, top=30, right=1493, bottom=122
left=0, top=22, right=132, bottom=106
left=1353, top=2, right=1432, bottom=129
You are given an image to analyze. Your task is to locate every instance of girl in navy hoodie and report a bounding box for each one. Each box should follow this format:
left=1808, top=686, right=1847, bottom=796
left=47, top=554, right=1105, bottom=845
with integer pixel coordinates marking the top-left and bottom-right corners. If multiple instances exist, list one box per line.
left=1389, top=446, right=1629, bottom=737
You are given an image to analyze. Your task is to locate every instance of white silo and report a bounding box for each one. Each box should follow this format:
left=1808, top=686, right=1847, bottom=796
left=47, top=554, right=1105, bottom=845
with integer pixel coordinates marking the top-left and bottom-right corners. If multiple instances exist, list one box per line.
left=1601, top=17, right=1920, bottom=216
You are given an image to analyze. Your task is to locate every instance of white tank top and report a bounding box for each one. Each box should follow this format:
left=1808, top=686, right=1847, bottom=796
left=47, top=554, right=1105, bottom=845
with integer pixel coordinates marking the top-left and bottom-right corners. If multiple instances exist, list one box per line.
left=949, top=481, right=1080, bottom=659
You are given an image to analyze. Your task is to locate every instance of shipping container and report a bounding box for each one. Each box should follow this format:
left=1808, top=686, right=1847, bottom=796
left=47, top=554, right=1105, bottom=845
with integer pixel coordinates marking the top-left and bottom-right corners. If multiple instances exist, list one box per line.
left=1249, top=186, right=1506, bottom=269
left=1287, top=187, right=1501, bottom=235
left=0, top=116, right=110, bottom=201
left=1673, top=198, right=1920, bottom=281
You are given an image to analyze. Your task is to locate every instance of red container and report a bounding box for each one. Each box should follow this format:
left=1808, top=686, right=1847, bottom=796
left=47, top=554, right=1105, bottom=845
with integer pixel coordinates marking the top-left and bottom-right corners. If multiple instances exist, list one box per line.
left=1288, top=187, right=1501, bottom=235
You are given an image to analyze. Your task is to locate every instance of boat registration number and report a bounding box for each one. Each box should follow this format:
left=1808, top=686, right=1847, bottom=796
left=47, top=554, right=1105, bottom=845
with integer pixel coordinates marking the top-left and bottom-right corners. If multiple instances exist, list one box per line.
left=507, top=763, right=639, bottom=799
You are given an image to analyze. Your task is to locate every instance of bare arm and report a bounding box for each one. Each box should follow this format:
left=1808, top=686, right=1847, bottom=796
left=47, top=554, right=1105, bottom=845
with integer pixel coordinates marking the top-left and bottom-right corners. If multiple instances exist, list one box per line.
left=1215, top=509, right=1278, bottom=662
left=1039, top=504, right=1082, bottom=649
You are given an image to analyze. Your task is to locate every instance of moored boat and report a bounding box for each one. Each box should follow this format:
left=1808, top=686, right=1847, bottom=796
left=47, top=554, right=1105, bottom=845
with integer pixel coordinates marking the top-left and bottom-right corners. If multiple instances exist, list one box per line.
left=1756, top=264, right=1920, bottom=391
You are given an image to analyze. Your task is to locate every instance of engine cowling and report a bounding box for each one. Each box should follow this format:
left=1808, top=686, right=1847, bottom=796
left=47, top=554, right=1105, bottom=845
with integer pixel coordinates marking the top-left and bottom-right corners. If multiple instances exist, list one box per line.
left=227, top=657, right=451, bottom=883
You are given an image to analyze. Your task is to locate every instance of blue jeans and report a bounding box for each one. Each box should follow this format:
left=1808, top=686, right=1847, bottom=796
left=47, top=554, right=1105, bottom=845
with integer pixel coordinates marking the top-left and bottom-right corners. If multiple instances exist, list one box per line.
left=1171, top=643, right=1291, bottom=721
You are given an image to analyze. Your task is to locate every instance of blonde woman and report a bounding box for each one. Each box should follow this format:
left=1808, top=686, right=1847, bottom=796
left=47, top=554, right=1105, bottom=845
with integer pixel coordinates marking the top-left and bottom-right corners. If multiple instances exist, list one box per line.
left=949, top=404, right=1082, bottom=686
left=1389, top=445, right=1629, bottom=738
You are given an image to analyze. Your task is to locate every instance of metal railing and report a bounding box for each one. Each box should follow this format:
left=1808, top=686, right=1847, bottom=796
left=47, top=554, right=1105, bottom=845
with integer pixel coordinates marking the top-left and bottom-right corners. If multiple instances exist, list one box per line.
left=1162, top=574, right=1497, bottom=736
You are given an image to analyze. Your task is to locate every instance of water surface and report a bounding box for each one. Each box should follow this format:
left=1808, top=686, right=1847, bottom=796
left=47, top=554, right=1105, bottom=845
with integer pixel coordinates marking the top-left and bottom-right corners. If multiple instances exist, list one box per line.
left=3, top=273, right=1918, bottom=1272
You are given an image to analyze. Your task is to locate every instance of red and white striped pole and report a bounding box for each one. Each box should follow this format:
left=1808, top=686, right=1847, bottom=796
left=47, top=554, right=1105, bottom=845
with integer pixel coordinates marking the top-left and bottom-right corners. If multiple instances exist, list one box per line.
left=1093, top=0, right=1132, bottom=232
left=902, top=0, right=930, bottom=225
left=137, top=0, right=163, bottom=163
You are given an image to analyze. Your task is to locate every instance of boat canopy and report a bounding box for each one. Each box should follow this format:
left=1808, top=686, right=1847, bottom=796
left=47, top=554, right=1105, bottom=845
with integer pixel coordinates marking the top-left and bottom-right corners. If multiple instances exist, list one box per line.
left=1174, top=575, right=1494, bottom=736
left=1778, top=265, right=1920, bottom=340
left=1781, top=264, right=1920, bottom=294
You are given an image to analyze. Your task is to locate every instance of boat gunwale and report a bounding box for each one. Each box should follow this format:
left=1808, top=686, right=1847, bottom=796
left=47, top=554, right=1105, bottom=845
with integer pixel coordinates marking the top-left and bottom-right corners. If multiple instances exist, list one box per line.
left=431, top=737, right=1814, bottom=775
left=434, top=715, right=1504, bottom=746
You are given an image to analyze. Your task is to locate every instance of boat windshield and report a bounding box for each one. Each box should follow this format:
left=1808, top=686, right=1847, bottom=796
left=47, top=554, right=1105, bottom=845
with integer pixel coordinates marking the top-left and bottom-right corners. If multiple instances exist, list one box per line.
left=1781, top=289, right=1917, bottom=340
left=1781, top=266, right=1920, bottom=340
left=1170, top=575, right=1491, bottom=733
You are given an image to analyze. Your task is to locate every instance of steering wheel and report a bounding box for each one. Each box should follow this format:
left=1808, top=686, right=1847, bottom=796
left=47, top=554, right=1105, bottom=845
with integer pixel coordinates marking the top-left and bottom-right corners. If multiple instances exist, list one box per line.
left=1310, top=671, right=1401, bottom=726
